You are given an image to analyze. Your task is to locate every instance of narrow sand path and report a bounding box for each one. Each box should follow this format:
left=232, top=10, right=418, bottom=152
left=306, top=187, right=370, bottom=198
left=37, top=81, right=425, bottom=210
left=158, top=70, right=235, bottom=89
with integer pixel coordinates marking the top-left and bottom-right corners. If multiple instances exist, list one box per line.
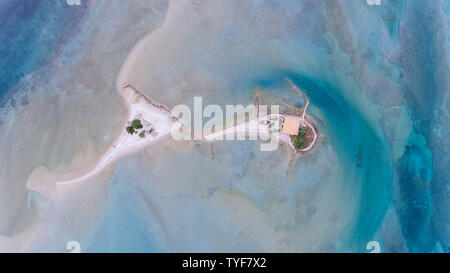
left=55, top=86, right=175, bottom=185
left=204, top=113, right=317, bottom=153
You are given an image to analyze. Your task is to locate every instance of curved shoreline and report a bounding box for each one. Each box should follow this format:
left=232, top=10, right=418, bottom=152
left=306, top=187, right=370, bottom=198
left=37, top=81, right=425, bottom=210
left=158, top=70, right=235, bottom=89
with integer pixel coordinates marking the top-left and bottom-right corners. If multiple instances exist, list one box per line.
left=27, top=88, right=319, bottom=194
left=283, top=115, right=318, bottom=153
left=26, top=0, right=180, bottom=194
left=26, top=0, right=319, bottom=195
left=26, top=95, right=319, bottom=195
left=26, top=85, right=176, bottom=195
left=203, top=113, right=318, bottom=153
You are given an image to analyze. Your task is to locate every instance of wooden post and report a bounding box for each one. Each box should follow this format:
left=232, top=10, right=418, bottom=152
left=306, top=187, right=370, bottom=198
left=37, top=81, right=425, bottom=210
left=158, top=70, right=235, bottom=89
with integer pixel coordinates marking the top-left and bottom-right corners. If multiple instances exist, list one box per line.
left=254, top=91, right=260, bottom=118
left=210, top=143, right=215, bottom=160
left=286, top=152, right=297, bottom=178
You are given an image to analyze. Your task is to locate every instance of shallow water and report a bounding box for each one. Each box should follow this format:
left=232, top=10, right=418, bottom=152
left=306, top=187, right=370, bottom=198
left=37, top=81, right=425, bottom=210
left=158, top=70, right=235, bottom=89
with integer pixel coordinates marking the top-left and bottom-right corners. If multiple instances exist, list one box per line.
left=0, top=0, right=168, bottom=246
left=0, top=0, right=448, bottom=252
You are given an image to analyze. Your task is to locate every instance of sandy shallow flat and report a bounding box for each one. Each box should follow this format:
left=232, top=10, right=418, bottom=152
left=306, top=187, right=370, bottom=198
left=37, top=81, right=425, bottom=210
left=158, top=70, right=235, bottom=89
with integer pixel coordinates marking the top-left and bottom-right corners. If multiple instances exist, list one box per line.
left=1, top=0, right=448, bottom=252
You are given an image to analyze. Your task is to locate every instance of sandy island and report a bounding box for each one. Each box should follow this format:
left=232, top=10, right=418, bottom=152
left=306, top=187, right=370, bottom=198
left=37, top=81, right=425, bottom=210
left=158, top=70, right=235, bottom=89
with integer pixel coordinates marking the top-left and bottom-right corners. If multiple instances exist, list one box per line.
left=26, top=84, right=177, bottom=197
left=26, top=84, right=318, bottom=197
left=26, top=13, right=318, bottom=197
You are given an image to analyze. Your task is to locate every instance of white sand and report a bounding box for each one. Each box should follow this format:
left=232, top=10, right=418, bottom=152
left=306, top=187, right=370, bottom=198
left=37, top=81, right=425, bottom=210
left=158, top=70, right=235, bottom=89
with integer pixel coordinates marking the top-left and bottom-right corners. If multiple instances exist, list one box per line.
left=25, top=0, right=178, bottom=194
left=26, top=16, right=179, bottom=196
left=26, top=85, right=175, bottom=197
left=204, top=114, right=318, bottom=153
left=15, top=0, right=333, bottom=252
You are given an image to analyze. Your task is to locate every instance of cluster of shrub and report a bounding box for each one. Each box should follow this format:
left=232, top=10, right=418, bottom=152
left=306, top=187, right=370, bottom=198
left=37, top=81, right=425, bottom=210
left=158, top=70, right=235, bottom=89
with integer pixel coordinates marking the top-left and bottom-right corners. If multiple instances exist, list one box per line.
left=290, top=126, right=309, bottom=150
left=126, top=119, right=153, bottom=138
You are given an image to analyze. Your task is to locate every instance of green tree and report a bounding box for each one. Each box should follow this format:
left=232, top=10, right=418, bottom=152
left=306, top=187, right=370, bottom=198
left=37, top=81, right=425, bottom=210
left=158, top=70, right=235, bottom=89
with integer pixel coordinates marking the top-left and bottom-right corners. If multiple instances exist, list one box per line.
left=290, top=127, right=308, bottom=150
left=298, top=127, right=307, bottom=137
left=139, top=131, right=146, bottom=138
left=131, top=119, right=143, bottom=129
left=126, top=126, right=135, bottom=135
left=290, top=135, right=305, bottom=150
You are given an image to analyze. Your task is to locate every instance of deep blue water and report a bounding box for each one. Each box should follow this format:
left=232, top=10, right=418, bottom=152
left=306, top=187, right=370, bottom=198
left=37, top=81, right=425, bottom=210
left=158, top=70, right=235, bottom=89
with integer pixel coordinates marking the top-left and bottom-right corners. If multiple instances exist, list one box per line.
left=392, top=0, right=447, bottom=252
left=258, top=73, right=394, bottom=251
left=0, top=0, right=446, bottom=253
left=0, top=0, right=88, bottom=102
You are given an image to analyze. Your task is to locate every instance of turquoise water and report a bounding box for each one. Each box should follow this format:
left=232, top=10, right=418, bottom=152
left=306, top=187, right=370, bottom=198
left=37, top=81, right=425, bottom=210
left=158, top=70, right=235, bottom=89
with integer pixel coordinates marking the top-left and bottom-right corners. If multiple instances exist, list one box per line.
left=88, top=70, right=395, bottom=252
left=0, top=0, right=88, bottom=102
left=85, top=166, right=164, bottom=253
left=258, top=73, right=394, bottom=251
left=0, top=0, right=447, bottom=252
left=388, top=0, right=446, bottom=252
